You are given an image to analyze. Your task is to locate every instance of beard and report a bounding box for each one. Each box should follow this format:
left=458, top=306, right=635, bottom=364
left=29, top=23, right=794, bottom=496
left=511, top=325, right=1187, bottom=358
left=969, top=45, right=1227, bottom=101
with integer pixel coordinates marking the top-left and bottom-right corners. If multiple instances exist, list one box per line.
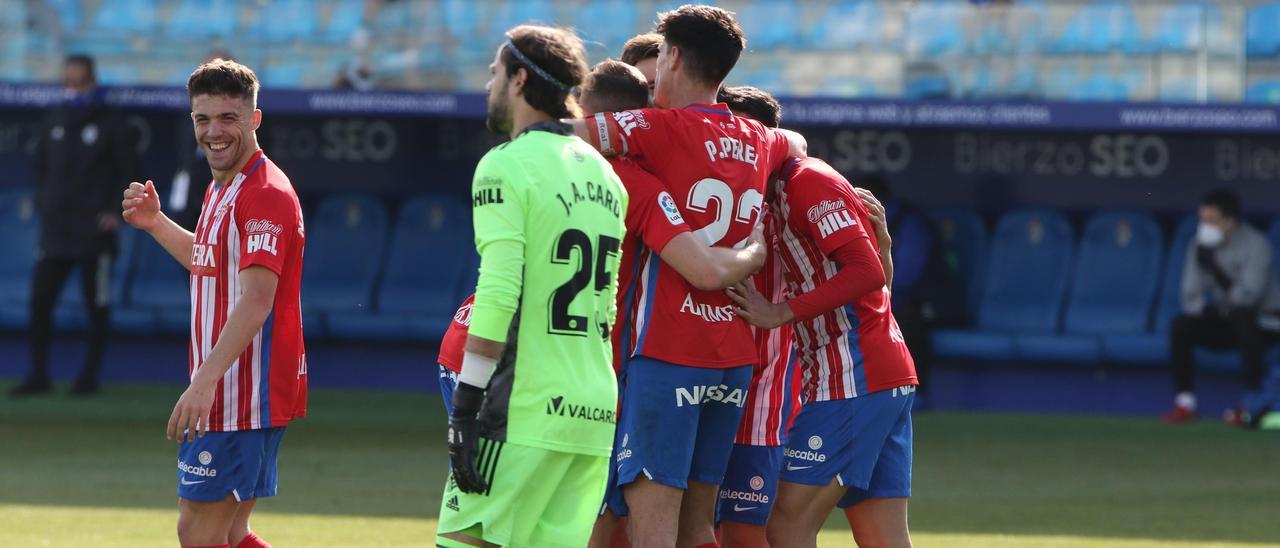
left=486, top=93, right=512, bottom=135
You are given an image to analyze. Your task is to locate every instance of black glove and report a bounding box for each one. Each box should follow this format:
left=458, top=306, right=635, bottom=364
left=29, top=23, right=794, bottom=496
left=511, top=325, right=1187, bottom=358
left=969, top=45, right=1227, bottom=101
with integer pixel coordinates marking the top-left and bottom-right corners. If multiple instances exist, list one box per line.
left=1195, top=245, right=1234, bottom=292
left=447, top=382, right=489, bottom=494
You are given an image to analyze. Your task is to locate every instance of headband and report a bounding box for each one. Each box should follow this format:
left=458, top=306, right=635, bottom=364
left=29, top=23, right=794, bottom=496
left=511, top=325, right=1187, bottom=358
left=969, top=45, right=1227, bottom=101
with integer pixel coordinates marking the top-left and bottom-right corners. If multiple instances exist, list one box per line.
left=504, top=38, right=572, bottom=93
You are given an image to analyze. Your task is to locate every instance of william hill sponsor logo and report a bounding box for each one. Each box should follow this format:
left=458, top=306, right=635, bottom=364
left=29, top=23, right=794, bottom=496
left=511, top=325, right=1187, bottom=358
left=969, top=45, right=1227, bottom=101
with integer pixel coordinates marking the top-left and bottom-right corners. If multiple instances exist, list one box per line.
left=546, top=395, right=616, bottom=424
left=473, top=187, right=504, bottom=207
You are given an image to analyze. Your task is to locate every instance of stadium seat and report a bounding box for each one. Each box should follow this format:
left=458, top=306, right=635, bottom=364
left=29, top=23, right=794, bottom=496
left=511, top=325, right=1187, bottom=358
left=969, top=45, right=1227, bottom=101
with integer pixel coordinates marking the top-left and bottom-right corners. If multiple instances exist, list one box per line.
left=926, top=207, right=988, bottom=319
left=905, top=3, right=967, bottom=57
left=441, top=0, right=481, bottom=41
left=0, top=187, right=38, bottom=330
left=301, top=193, right=390, bottom=337
left=1246, top=81, right=1280, bottom=104
left=165, top=0, right=237, bottom=38
left=323, top=0, right=365, bottom=43
left=1146, top=3, right=1209, bottom=54
left=492, top=0, right=557, bottom=34
left=91, top=0, right=158, bottom=34
left=1070, top=75, right=1130, bottom=102
left=803, top=0, right=882, bottom=50
left=1246, top=3, right=1280, bottom=57
left=127, top=236, right=189, bottom=334
left=1066, top=212, right=1164, bottom=336
left=574, top=0, right=636, bottom=52
left=326, top=194, right=470, bottom=341
left=738, top=0, right=798, bottom=51
left=44, top=0, right=83, bottom=32
left=1102, top=214, right=1196, bottom=365
left=935, top=209, right=1075, bottom=363
left=1047, top=1, right=1137, bottom=54
left=251, top=0, right=318, bottom=43
left=904, top=74, right=951, bottom=100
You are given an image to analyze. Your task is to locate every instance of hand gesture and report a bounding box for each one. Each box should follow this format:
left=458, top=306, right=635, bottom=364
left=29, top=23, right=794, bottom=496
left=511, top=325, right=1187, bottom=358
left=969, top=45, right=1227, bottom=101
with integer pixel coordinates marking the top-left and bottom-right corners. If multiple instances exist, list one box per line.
left=122, top=180, right=162, bottom=231
left=727, top=280, right=794, bottom=329
left=853, top=187, right=891, bottom=251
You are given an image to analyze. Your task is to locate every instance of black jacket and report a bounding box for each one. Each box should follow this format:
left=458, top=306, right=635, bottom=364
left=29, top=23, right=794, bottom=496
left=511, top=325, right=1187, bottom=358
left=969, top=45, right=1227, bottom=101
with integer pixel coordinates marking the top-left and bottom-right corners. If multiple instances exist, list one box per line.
left=32, top=91, right=140, bottom=258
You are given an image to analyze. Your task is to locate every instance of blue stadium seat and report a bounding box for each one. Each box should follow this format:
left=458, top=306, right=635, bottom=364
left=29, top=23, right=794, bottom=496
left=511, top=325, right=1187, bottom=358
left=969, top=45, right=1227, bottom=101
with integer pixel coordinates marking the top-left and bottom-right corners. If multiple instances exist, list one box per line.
left=1047, top=1, right=1137, bottom=54
left=301, top=193, right=390, bottom=337
left=263, top=60, right=306, bottom=88
left=323, top=0, right=365, bottom=43
left=1102, top=214, right=1196, bottom=364
left=926, top=207, right=988, bottom=318
left=326, top=194, right=471, bottom=341
left=441, top=0, right=481, bottom=41
left=92, top=0, right=158, bottom=34
left=904, top=74, right=951, bottom=100
left=1058, top=212, right=1163, bottom=364
left=574, top=0, right=636, bottom=52
left=44, top=0, right=83, bottom=31
left=127, top=236, right=189, bottom=334
left=0, top=1, right=27, bottom=26
left=0, top=187, right=38, bottom=330
left=817, top=76, right=879, bottom=98
left=251, top=0, right=317, bottom=43
left=1070, top=75, right=1130, bottom=102
left=1247, top=3, right=1280, bottom=57
left=738, top=0, right=798, bottom=51
left=1147, top=3, right=1209, bottom=53
left=906, top=3, right=967, bottom=57
left=165, top=0, right=237, bottom=38
left=934, top=209, right=1076, bottom=362
left=492, top=0, right=557, bottom=34
left=1246, top=81, right=1280, bottom=104
left=804, top=0, right=882, bottom=50
left=1066, top=212, right=1164, bottom=336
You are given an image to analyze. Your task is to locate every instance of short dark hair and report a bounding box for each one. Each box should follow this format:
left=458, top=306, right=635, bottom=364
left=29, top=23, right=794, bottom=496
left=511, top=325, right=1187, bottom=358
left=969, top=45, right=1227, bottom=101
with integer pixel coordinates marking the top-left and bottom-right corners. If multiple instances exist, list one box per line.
left=65, top=53, right=96, bottom=82
left=656, top=4, right=745, bottom=86
left=717, top=85, right=781, bottom=128
left=620, top=33, right=662, bottom=66
left=582, top=60, right=650, bottom=113
left=1201, top=188, right=1241, bottom=220
left=187, top=58, right=259, bottom=106
left=502, top=25, right=589, bottom=119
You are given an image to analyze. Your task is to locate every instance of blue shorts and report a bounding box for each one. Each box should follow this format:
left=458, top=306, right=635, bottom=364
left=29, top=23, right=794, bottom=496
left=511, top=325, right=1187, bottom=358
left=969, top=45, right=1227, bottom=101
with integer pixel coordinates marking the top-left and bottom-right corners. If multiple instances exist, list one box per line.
left=606, top=356, right=752, bottom=516
left=177, top=427, right=286, bottom=502
left=782, top=386, right=914, bottom=506
left=439, top=365, right=458, bottom=416
left=716, top=444, right=783, bottom=526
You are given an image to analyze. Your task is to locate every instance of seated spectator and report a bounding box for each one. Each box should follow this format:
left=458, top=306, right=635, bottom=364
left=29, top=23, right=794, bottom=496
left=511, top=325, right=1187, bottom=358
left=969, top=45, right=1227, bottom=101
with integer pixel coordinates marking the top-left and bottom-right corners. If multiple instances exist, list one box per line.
left=1163, top=189, right=1280, bottom=425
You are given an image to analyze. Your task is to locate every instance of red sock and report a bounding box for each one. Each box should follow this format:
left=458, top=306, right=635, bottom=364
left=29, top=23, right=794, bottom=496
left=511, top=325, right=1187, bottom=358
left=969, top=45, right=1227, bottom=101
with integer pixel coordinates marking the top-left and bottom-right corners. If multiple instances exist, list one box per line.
left=236, top=532, right=272, bottom=548
left=696, top=544, right=720, bottom=548
left=183, top=545, right=230, bottom=548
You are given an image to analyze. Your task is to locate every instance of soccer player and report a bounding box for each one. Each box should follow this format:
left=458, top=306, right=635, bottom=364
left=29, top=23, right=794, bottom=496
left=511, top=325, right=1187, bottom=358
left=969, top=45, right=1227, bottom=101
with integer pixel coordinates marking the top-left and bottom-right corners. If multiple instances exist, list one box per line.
left=121, top=59, right=305, bottom=548
left=436, top=294, right=473, bottom=415
left=566, top=6, right=806, bottom=547
left=724, top=91, right=918, bottom=548
left=436, top=26, right=626, bottom=548
left=620, top=32, right=661, bottom=97
left=713, top=87, right=801, bottom=548
left=577, top=60, right=771, bottom=548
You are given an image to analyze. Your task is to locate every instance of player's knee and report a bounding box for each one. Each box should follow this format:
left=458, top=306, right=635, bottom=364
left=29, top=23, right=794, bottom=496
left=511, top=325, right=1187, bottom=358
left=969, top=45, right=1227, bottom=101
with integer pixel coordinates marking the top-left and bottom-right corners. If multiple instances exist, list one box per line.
left=176, top=514, right=224, bottom=546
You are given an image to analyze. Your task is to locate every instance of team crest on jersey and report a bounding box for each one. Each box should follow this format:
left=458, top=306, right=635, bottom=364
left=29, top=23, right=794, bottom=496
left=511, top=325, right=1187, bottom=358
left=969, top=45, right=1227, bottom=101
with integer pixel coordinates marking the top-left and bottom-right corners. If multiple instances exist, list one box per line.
left=612, top=110, right=649, bottom=137
left=657, top=192, right=684, bottom=226
left=807, top=199, right=858, bottom=239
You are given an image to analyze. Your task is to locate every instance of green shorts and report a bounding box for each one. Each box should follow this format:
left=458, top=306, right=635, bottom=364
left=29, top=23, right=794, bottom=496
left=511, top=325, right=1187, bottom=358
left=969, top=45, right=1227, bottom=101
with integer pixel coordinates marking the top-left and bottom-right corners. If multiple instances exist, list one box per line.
left=436, top=439, right=609, bottom=548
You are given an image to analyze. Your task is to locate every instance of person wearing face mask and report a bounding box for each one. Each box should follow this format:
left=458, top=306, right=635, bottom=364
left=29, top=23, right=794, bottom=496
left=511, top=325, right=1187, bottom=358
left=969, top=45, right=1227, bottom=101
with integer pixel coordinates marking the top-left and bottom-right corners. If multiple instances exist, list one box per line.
left=11, top=54, right=140, bottom=397
left=1163, top=189, right=1280, bottom=425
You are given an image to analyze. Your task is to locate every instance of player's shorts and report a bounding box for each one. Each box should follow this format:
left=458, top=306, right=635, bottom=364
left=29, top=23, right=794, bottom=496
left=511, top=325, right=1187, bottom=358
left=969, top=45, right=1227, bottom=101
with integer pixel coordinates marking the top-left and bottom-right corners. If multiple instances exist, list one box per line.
left=716, top=444, right=784, bottom=526
left=177, top=427, right=286, bottom=502
left=781, top=385, right=914, bottom=506
left=606, top=356, right=752, bottom=516
left=437, top=439, right=608, bottom=548
left=439, top=364, right=458, bottom=415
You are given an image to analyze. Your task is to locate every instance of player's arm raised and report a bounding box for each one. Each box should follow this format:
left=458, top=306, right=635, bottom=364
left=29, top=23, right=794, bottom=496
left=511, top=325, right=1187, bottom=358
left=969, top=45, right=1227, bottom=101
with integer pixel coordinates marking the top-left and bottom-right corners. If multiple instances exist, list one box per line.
left=122, top=180, right=195, bottom=269
left=167, top=265, right=277, bottom=442
left=660, top=222, right=767, bottom=290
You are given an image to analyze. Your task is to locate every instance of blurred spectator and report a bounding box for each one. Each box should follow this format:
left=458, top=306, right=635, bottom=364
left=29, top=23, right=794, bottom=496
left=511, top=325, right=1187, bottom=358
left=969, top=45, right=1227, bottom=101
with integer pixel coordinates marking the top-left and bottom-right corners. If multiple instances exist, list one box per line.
left=861, top=175, right=962, bottom=408
left=334, top=60, right=377, bottom=91
left=12, top=54, right=139, bottom=396
left=1163, top=189, right=1280, bottom=424
left=165, top=50, right=235, bottom=230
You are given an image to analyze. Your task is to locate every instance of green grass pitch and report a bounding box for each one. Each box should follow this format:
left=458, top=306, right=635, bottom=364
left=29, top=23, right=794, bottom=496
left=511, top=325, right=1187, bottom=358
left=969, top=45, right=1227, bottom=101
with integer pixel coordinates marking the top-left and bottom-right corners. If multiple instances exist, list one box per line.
left=1, top=382, right=1277, bottom=547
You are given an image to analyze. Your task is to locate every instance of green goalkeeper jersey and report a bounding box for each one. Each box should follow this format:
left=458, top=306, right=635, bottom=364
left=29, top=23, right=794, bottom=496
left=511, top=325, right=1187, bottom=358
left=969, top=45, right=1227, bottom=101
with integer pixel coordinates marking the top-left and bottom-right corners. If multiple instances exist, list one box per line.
left=468, top=122, right=627, bottom=457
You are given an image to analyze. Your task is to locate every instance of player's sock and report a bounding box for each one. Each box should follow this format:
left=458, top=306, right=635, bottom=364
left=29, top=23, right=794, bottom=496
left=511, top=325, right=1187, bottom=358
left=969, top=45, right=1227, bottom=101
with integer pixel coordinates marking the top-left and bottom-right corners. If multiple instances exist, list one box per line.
left=236, top=532, right=271, bottom=548
left=696, top=543, right=720, bottom=548
left=183, top=544, right=230, bottom=548
left=1175, top=392, right=1197, bottom=411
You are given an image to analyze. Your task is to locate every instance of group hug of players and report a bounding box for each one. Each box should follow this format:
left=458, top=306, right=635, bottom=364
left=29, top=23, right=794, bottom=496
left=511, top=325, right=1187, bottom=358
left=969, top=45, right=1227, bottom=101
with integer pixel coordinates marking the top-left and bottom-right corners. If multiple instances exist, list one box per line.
left=435, top=5, right=919, bottom=548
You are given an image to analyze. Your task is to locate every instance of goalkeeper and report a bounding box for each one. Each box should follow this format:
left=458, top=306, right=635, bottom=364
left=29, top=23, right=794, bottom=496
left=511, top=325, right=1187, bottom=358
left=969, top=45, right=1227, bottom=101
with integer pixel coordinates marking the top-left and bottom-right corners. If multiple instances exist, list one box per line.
left=437, top=25, right=627, bottom=548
